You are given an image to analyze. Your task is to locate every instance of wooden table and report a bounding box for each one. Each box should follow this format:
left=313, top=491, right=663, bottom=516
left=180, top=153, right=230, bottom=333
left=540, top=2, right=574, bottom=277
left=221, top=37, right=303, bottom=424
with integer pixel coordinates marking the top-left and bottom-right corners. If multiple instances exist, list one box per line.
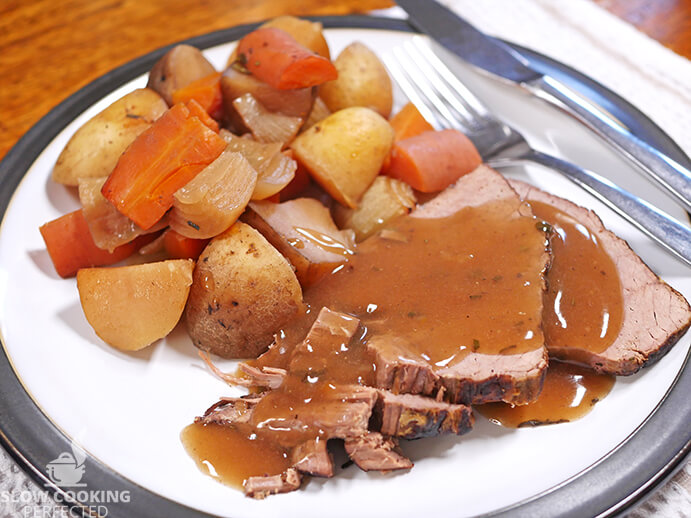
left=0, top=0, right=690, bottom=162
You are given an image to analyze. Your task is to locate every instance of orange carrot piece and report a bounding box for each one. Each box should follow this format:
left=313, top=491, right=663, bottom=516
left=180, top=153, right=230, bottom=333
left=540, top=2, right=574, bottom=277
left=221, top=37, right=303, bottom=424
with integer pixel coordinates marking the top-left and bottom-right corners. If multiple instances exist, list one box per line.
left=386, top=129, right=482, bottom=193
left=390, top=102, right=435, bottom=141
left=162, top=229, right=209, bottom=260
left=40, top=209, right=140, bottom=278
left=236, top=27, right=337, bottom=90
left=382, top=102, right=436, bottom=173
left=101, top=103, right=226, bottom=230
left=172, top=72, right=224, bottom=121
left=185, top=98, right=220, bottom=132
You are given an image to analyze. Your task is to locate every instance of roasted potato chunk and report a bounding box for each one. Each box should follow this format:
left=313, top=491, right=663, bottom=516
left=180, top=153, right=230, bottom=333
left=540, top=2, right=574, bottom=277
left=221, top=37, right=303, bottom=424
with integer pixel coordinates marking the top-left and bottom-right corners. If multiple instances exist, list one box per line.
left=226, top=16, right=330, bottom=66
left=77, top=260, right=194, bottom=351
left=290, top=107, right=394, bottom=208
left=333, top=176, right=417, bottom=241
left=243, top=198, right=354, bottom=287
left=186, top=221, right=303, bottom=358
left=147, top=44, right=216, bottom=105
left=221, top=64, right=316, bottom=122
left=259, top=16, right=330, bottom=59
left=52, top=88, right=167, bottom=186
left=319, top=42, right=393, bottom=118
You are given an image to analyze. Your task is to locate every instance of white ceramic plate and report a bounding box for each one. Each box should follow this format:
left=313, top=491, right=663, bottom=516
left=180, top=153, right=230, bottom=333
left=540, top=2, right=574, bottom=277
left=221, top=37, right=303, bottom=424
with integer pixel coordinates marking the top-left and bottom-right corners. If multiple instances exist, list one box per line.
left=0, top=17, right=689, bottom=518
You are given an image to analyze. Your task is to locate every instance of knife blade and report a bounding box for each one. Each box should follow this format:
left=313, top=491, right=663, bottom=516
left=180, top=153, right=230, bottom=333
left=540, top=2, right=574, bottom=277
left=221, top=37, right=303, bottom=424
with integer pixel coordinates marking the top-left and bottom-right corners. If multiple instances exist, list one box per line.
left=396, top=0, right=691, bottom=214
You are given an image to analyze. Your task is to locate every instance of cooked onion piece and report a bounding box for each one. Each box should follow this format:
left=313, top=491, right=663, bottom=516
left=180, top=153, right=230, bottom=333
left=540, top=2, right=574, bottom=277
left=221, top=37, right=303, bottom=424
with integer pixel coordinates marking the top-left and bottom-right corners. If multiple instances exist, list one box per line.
left=333, top=176, right=417, bottom=241
left=232, top=93, right=303, bottom=144
left=78, top=176, right=166, bottom=252
left=244, top=197, right=354, bottom=287
left=252, top=151, right=297, bottom=200
left=221, top=131, right=296, bottom=200
left=170, top=148, right=258, bottom=239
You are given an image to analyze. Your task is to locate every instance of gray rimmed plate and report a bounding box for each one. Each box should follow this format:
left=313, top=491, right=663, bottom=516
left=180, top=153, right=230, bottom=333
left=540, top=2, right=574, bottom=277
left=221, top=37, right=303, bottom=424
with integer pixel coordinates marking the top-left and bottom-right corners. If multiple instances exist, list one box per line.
left=0, top=16, right=689, bottom=518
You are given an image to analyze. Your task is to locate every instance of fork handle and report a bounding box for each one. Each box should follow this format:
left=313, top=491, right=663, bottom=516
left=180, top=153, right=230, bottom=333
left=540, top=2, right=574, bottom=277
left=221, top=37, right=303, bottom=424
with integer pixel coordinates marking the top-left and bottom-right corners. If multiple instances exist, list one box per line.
left=527, top=76, right=691, bottom=214
left=496, top=149, right=691, bottom=267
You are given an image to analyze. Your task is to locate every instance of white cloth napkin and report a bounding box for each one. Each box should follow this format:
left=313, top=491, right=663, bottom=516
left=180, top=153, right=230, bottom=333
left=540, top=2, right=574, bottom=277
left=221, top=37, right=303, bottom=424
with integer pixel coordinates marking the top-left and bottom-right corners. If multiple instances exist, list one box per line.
left=379, top=0, right=691, bottom=155
left=375, top=1, right=691, bottom=517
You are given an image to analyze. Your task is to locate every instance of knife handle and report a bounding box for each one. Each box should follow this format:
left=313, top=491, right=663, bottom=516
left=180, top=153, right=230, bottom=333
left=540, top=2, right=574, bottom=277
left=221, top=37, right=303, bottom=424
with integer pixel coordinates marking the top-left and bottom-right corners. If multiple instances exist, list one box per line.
left=510, top=149, right=691, bottom=267
left=527, top=75, right=691, bottom=213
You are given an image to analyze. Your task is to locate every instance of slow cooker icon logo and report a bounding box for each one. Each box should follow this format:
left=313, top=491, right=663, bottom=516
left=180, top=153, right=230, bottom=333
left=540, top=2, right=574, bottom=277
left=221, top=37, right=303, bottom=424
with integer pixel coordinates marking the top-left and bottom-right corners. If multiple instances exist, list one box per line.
left=46, top=442, right=87, bottom=487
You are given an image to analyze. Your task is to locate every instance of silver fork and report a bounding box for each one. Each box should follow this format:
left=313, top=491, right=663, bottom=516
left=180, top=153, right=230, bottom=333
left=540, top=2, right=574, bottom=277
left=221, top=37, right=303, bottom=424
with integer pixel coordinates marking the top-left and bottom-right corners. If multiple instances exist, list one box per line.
left=383, top=38, right=691, bottom=267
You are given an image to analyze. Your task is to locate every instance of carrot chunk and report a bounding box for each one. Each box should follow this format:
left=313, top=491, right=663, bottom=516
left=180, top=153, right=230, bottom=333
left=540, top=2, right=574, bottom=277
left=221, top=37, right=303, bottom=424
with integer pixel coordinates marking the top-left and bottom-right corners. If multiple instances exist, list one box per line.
left=185, top=99, right=220, bottom=132
left=39, top=209, right=143, bottom=278
left=236, top=27, right=337, bottom=90
left=172, top=72, right=224, bottom=121
left=390, top=102, right=435, bottom=141
left=382, top=102, right=436, bottom=172
left=162, top=229, right=209, bottom=260
left=385, top=129, right=482, bottom=193
left=101, top=102, right=226, bottom=230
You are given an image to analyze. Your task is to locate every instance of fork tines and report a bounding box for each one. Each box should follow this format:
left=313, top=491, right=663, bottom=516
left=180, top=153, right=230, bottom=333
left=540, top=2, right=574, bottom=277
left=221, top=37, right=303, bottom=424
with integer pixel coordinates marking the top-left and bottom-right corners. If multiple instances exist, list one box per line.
left=383, top=37, right=490, bottom=132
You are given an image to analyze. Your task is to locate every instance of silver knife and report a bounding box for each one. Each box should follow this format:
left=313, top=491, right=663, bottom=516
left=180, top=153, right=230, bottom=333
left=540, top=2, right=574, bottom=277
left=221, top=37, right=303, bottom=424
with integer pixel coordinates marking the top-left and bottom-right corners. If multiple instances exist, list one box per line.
left=396, top=0, right=691, bottom=214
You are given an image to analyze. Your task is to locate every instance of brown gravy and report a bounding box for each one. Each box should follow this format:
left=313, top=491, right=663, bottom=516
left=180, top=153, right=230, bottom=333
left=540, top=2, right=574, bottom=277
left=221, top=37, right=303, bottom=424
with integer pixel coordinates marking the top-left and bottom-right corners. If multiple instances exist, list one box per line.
left=257, top=197, right=548, bottom=371
left=183, top=195, right=622, bottom=490
left=182, top=310, right=372, bottom=489
left=531, top=201, right=623, bottom=354
left=476, top=360, right=615, bottom=427
left=181, top=422, right=291, bottom=488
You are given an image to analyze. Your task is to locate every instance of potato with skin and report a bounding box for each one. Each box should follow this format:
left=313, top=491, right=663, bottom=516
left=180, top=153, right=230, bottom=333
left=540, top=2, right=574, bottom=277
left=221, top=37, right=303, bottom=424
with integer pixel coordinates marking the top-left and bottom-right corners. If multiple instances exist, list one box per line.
left=52, top=88, right=168, bottom=186
left=186, top=221, right=303, bottom=359
left=147, top=44, right=216, bottom=105
left=226, top=16, right=330, bottom=66
left=290, top=107, right=395, bottom=208
left=221, top=66, right=316, bottom=122
left=319, top=42, right=393, bottom=118
left=77, top=259, right=194, bottom=351
left=259, top=16, right=331, bottom=59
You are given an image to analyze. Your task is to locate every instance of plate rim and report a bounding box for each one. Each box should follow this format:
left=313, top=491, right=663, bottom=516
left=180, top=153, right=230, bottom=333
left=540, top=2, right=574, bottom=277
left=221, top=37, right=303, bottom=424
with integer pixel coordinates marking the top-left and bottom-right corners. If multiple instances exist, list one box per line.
left=0, top=14, right=689, bottom=518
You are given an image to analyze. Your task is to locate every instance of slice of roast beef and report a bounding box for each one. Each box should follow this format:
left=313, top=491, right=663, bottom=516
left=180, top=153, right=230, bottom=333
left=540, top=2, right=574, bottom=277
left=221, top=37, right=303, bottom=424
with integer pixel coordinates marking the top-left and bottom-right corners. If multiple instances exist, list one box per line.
left=367, top=165, right=550, bottom=405
left=343, top=432, right=413, bottom=472
left=510, top=179, right=691, bottom=375
left=244, top=467, right=302, bottom=499
left=287, top=306, right=361, bottom=375
left=199, top=351, right=286, bottom=390
left=372, top=390, right=474, bottom=439
left=200, top=386, right=378, bottom=439
left=291, top=438, right=334, bottom=477
left=286, top=384, right=378, bottom=439
left=367, top=334, right=547, bottom=406
left=196, top=395, right=262, bottom=425
left=237, top=363, right=286, bottom=389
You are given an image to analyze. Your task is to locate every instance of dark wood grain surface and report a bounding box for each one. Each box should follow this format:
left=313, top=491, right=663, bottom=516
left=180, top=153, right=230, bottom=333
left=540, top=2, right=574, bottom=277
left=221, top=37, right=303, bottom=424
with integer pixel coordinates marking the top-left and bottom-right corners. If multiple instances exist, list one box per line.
left=0, top=0, right=690, bottom=161
left=594, top=0, right=691, bottom=57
